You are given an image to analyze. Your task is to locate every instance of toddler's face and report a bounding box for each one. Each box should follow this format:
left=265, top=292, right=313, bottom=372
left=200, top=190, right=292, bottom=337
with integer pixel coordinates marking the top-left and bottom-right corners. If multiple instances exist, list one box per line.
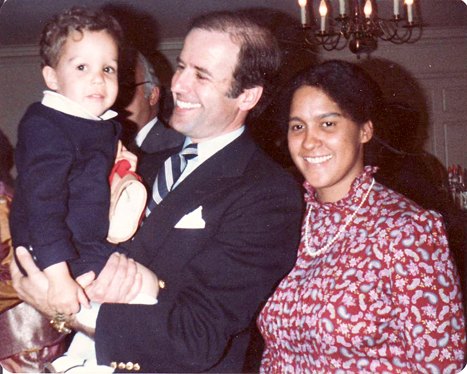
left=43, top=29, right=119, bottom=117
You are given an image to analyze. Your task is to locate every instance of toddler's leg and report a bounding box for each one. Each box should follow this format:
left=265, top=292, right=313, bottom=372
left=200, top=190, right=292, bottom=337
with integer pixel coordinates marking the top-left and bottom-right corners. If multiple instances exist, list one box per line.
left=48, top=303, right=114, bottom=373
left=48, top=332, right=98, bottom=372
left=65, top=332, right=96, bottom=360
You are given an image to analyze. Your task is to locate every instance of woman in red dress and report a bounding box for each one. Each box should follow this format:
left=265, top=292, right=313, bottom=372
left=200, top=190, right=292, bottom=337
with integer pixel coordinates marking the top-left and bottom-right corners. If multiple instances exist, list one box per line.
left=257, top=60, right=466, bottom=373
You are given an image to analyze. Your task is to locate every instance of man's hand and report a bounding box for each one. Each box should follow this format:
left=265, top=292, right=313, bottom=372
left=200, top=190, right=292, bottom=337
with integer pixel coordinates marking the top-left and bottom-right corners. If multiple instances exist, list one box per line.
left=12, top=247, right=142, bottom=307
left=10, top=246, right=54, bottom=319
left=83, top=252, right=142, bottom=303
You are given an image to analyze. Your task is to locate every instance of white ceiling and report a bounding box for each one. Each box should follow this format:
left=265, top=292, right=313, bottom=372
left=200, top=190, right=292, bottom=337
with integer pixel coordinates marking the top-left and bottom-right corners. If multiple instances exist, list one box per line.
left=0, top=0, right=466, bottom=48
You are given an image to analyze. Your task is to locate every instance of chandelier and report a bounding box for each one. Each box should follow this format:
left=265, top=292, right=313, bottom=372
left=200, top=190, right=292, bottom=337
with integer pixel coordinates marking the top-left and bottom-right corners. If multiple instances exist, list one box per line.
left=297, top=0, right=423, bottom=55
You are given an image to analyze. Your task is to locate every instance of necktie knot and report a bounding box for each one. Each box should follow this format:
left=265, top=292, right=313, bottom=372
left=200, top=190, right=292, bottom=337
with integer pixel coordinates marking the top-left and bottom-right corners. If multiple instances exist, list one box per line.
left=180, top=143, right=198, bottom=160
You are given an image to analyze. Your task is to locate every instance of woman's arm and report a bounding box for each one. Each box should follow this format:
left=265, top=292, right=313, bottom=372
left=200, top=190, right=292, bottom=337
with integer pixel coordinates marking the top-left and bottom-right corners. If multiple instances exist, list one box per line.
left=392, top=210, right=466, bottom=371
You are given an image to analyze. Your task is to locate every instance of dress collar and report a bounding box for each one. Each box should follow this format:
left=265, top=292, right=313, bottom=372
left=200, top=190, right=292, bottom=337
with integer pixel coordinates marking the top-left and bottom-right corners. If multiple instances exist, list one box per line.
left=304, top=165, right=378, bottom=211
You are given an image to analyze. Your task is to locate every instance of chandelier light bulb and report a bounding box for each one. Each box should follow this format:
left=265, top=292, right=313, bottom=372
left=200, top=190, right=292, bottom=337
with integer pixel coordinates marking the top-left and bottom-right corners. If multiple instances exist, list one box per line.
left=319, top=0, right=328, bottom=32
left=339, top=0, right=346, bottom=16
left=393, top=0, right=400, bottom=16
left=298, top=0, right=307, bottom=25
left=319, top=0, right=328, bottom=16
left=405, top=0, right=414, bottom=23
left=364, top=0, right=372, bottom=18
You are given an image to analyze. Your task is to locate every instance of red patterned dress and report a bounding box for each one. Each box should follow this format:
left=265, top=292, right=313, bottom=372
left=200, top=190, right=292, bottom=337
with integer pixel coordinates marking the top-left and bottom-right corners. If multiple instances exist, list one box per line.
left=258, top=166, right=466, bottom=373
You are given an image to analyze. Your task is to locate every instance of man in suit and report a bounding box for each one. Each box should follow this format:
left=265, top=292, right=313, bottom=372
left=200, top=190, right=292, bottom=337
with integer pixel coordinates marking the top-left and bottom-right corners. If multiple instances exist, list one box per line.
left=11, top=10, right=303, bottom=373
left=116, top=48, right=184, bottom=153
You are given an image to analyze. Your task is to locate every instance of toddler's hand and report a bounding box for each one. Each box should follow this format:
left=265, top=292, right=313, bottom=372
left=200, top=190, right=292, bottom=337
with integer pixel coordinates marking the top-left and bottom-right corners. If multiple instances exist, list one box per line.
left=115, top=140, right=137, bottom=171
left=48, top=275, right=81, bottom=315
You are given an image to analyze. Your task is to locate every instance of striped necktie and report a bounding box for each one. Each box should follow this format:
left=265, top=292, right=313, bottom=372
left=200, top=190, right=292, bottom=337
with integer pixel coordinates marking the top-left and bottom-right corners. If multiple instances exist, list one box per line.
left=146, top=143, right=198, bottom=216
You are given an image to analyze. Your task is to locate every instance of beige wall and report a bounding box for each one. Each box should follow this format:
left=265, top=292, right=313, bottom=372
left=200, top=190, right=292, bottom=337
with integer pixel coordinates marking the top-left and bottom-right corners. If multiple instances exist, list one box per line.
left=319, top=26, right=467, bottom=168
left=1, top=26, right=466, bottom=170
left=0, top=46, right=43, bottom=150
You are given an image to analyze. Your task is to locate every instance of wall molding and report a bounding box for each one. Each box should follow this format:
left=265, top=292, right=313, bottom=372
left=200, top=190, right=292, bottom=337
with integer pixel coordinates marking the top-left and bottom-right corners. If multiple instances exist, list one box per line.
left=1, top=26, right=464, bottom=58
left=1, top=25, right=466, bottom=166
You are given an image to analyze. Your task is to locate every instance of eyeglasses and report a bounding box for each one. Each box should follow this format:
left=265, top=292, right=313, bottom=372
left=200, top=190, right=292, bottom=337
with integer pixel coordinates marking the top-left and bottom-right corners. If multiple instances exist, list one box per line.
left=120, top=81, right=152, bottom=89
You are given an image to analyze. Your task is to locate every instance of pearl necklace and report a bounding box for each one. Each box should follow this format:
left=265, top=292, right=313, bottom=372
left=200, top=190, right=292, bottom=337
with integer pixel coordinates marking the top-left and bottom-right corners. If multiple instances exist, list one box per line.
left=304, top=178, right=375, bottom=258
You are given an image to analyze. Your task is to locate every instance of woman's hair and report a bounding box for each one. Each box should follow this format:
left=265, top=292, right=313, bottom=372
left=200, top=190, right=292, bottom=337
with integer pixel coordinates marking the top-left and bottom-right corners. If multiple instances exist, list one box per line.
left=190, top=11, right=282, bottom=100
left=39, top=6, right=123, bottom=68
left=288, top=60, right=384, bottom=127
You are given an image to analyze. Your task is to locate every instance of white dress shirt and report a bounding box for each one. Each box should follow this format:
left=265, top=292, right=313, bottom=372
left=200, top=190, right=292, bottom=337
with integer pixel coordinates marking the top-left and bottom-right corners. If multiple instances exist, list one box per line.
left=174, top=126, right=245, bottom=188
left=134, top=117, right=158, bottom=147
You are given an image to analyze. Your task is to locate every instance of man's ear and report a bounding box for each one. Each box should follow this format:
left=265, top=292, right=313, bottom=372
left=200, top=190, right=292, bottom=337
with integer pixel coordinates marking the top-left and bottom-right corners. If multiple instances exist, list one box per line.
left=42, top=66, right=59, bottom=91
left=238, top=86, right=263, bottom=111
left=360, top=120, right=374, bottom=144
left=149, top=86, right=160, bottom=107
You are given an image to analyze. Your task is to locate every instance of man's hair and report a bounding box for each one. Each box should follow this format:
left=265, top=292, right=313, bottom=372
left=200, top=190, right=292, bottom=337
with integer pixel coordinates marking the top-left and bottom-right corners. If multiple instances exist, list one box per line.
left=288, top=60, right=384, bottom=127
left=190, top=11, right=282, bottom=99
left=39, top=6, right=123, bottom=68
left=137, top=52, right=160, bottom=99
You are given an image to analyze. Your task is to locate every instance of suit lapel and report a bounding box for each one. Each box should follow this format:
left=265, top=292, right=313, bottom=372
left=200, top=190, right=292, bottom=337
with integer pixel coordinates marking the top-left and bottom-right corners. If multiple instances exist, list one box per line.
left=131, top=131, right=257, bottom=258
left=140, top=119, right=184, bottom=154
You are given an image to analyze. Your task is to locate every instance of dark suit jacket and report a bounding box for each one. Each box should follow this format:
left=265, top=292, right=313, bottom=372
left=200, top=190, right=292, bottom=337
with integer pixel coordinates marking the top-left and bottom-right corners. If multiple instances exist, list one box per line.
left=10, top=103, right=119, bottom=276
left=130, top=118, right=184, bottom=156
left=95, top=130, right=303, bottom=373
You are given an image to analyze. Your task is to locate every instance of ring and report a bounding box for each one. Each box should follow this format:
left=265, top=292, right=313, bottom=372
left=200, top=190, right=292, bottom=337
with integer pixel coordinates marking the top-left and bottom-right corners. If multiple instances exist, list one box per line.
left=50, top=312, right=72, bottom=334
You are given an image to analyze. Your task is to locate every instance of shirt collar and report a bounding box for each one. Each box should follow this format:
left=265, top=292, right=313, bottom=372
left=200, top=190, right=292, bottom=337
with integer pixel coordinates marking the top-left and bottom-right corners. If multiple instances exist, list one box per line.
left=41, top=90, right=117, bottom=120
left=135, top=117, right=158, bottom=147
left=185, top=126, right=245, bottom=163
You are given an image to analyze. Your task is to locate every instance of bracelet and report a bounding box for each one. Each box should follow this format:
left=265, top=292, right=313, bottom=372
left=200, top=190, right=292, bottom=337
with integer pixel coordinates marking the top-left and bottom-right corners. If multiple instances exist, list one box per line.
left=50, top=313, right=72, bottom=335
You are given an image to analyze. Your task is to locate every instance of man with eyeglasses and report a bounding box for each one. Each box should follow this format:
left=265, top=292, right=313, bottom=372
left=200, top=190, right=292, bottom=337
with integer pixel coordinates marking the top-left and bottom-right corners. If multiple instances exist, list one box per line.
left=116, top=48, right=184, bottom=154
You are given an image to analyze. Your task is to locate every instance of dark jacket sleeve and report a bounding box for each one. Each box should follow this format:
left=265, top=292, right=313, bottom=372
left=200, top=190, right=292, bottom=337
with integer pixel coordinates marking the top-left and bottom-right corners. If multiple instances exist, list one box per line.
left=11, top=114, right=78, bottom=269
